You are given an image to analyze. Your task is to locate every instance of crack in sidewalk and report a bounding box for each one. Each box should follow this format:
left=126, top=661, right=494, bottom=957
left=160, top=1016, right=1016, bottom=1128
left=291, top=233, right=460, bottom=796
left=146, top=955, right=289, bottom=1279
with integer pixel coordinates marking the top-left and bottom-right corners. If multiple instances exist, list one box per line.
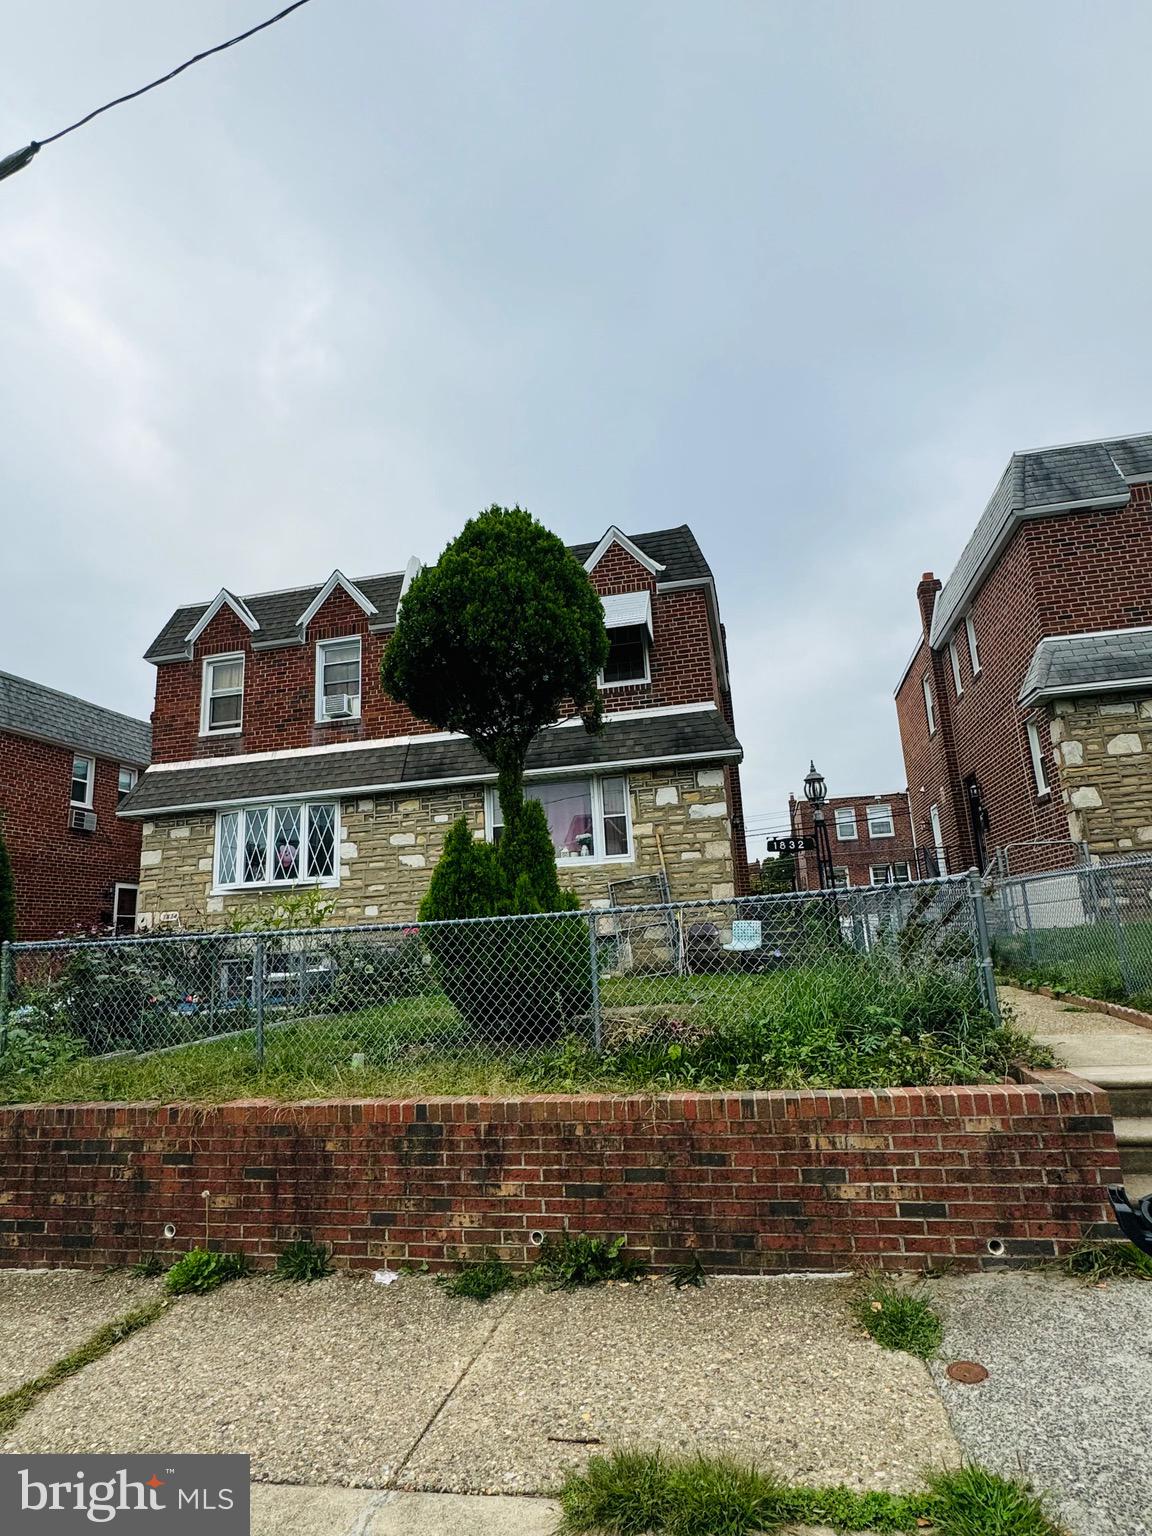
left=389, top=1288, right=523, bottom=1488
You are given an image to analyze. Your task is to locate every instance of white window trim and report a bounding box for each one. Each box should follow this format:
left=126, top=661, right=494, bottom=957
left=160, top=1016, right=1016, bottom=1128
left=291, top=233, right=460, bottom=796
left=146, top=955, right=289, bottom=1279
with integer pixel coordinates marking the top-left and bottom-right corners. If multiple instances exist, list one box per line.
left=112, top=883, right=138, bottom=933
left=118, top=766, right=139, bottom=804
left=1026, top=718, right=1051, bottom=798
left=834, top=807, right=858, bottom=842
left=598, top=628, right=651, bottom=690
left=930, top=803, right=947, bottom=875
left=948, top=637, right=963, bottom=697
left=211, top=801, right=341, bottom=893
left=315, top=635, right=363, bottom=722
left=965, top=612, right=981, bottom=675
left=200, top=652, right=245, bottom=737
left=869, top=865, right=891, bottom=885
left=866, top=803, right=895, bottom=839
left=484, top=775, right=634, bottom=865
left=831, top=867, right=851, bottom=888
left=923, top=674, right=936, bottom=734
left=70, top=755, right=95, bottom=808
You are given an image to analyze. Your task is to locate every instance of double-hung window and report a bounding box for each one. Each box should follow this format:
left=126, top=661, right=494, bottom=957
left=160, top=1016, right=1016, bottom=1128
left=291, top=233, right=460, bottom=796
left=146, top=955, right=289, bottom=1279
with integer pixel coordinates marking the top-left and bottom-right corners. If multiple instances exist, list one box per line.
left=316, top=637, right=362, bottom=721
left=834, top=806, right=857, bottom=841
left=486, top=776, right=632, bottom=862
left=923, top=674, right=936, bottom=734
left=201, top=654, right=244, bottom=735
left=948, top=637, right=963, bottom=697
left=601, top=626, right=649, bottom=687
left=866, top=802, right=895, bottom=838
left=70, top=756, right=94, bottom=807
left=117, top=766, right=138, bottom=805
left=831, top=867, right=851, bottom=889
left=965, top=612, right=981, bottom=674
left=214, top=801, right=339, bottom=889
left=870, top=862, right=910, bottom=885
left=1026, top=718, right=1051, bottom=797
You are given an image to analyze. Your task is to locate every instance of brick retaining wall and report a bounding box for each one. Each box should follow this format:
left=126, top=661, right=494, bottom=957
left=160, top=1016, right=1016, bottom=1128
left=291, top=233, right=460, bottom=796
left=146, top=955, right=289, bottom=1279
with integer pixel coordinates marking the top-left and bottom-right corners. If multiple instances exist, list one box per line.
left=0, top=1072, right=1121, bottom=1273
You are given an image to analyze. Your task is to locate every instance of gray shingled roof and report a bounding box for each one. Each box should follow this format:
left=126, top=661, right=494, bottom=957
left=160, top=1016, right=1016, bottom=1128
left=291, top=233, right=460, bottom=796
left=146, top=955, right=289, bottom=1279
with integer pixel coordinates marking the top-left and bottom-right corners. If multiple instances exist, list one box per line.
left=1019, top=628, right=1152, bottom=704
left=930, top=433, right=1152, bottom=647
left=143, top=528, right=713, bottom=663
left=119, top=707, right=740, bottom=817
left=0, top=671, right=151, bottom=765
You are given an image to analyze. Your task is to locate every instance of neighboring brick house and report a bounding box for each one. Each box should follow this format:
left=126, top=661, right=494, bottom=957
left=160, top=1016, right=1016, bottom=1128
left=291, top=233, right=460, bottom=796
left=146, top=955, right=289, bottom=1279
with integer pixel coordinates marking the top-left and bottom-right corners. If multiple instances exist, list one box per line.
left=0, top=672, right=151, bottom=939
left=788, top=790, right=921, bottom=890
left=120, top=525, right=748, bottom=927
left=894, top=432, right=1152, bottom=874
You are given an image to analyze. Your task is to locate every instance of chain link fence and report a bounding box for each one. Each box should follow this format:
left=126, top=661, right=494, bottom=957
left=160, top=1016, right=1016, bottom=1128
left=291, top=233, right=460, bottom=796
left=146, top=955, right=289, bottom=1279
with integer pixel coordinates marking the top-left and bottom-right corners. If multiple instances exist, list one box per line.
left=0, top=875, right=998, bottom=1077
left=990, top=853, right=1152, bottom=1005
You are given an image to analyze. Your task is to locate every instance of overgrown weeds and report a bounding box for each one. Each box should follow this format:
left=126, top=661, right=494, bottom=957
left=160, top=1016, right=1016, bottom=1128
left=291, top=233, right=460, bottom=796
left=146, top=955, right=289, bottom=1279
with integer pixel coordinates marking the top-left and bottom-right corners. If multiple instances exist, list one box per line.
left=164, top=1248, right=249, bottom=1296
left=557, top=1449, right=1068, bottom=1534
left=1063, top=1240, right=1152, bottom=1282
left=436, top=1255, right=519, bottom=1301
left=0, top=1301, right=165, bottom=1436
left=275, top=1240, right=333, bottom=1283
left=854, top=1274, right=944, bottom=1359
left=128, top=1253, right=166, bottom=1278
left=530, top=1233, right=646, bottom=1289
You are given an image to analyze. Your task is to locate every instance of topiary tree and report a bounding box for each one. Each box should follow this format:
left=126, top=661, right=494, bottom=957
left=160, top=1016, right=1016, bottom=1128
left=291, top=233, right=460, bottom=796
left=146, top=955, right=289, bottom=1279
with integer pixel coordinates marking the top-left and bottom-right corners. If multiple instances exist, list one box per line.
left=381, top=505, right=609, bottom=823
left=0, top=814, right=14, bottom=946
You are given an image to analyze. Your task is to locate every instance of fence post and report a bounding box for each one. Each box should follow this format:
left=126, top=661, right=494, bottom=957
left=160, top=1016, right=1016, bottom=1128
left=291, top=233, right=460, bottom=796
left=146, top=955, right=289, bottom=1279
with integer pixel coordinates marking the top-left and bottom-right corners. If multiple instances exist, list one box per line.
left=1020, top=881, right=1037, bottom=962
left=587, top=911, right=603, bottom=1053
left=253, top=933, right=266, bottom=1067
left=1101, top=867, right=1136, bottom=997
left=0, top=941, right=11, bottom=1058
left=967, top=869, right=1001, bottom=1023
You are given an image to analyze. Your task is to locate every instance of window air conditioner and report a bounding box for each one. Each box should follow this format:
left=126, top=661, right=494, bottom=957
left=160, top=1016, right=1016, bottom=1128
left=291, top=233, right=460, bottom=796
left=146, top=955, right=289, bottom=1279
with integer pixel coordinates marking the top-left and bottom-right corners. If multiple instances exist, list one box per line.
left=70, top=808, right=97, bottom=833
left=325, top=693, right=357, bottom=719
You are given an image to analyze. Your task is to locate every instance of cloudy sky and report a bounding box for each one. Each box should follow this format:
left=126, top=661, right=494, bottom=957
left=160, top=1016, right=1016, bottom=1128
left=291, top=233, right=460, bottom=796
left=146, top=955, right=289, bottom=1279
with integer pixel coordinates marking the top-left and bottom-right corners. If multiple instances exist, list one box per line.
left=2, top=1, right=1150, bottom=851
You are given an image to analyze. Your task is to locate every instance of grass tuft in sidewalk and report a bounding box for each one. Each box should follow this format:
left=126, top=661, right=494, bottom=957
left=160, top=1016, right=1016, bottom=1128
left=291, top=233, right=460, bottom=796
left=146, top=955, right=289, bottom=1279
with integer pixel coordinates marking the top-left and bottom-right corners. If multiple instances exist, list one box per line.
left=1063, top=1240, right=1152, bottom=1282
left=557, top=1449, right=1067, bottom=1536
left=436, top=1256, right=519, bottom=1301
left=0, top=1300, right=165, bottom=1436
left=854, top=1274, right=944, bottom=1359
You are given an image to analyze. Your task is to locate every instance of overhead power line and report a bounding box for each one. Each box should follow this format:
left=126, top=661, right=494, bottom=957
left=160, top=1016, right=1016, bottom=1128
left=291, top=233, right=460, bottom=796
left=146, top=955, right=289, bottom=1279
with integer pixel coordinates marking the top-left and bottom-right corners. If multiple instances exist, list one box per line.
left=0, top=0, right=316, bottom=184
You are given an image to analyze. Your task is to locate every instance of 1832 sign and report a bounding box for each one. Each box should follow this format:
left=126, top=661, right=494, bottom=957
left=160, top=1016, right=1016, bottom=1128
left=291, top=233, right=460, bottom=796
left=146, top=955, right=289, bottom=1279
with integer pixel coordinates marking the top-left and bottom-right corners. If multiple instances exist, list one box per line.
left=764, top=836, right=814, bottom=853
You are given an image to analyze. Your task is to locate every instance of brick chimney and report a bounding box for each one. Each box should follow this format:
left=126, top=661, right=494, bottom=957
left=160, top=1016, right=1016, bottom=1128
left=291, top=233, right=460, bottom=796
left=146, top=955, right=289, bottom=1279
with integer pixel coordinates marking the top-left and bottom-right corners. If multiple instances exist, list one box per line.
left=916, top=571, right=942, bottom=636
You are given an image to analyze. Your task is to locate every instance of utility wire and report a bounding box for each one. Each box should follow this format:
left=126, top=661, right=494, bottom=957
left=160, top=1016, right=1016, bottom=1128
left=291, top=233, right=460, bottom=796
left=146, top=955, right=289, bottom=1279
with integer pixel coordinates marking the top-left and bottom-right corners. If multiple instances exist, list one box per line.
left=0, top=0, right=316, bottom=183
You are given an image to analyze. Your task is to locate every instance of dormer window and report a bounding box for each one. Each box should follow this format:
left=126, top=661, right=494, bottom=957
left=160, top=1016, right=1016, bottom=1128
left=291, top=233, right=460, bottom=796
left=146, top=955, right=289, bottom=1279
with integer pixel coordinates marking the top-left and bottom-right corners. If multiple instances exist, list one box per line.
left=317, top=637, right=362, bottom=721
left=201, top=654, right=244, bottom=735
left=602, top=625, right=649, bottom=686
left=600, top=591, right=653, bottom=689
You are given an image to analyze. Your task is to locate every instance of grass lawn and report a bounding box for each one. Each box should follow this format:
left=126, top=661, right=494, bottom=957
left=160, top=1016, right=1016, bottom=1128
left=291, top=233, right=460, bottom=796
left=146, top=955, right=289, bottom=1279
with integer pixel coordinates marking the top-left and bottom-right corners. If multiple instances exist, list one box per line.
left=994, top=918, right=1152, bottom=1011
left=0, top=959, right=1050, bottom=1104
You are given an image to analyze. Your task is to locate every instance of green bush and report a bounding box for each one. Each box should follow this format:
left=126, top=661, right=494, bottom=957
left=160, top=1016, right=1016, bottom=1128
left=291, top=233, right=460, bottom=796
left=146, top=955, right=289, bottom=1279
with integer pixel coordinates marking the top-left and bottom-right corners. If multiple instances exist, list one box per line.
left=419, top=812, right=591, bottom=1046
left=326, top=930, right=428, bottom=1012
left=0, top=1025, right=82, bottom=1080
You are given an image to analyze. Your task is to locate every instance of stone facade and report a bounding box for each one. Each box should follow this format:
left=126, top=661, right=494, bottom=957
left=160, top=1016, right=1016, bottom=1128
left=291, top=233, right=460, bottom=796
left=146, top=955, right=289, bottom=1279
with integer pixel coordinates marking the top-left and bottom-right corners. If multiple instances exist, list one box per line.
left=1049, top=694, right=1152, bottom=856
left=136, top=764, right=736, bottom=930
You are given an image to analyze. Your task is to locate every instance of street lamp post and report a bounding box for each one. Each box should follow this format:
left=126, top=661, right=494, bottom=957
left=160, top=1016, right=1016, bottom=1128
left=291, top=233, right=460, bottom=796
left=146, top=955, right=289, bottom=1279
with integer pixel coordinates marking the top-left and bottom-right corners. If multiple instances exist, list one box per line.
left=803, top=760, right=835, bottom=890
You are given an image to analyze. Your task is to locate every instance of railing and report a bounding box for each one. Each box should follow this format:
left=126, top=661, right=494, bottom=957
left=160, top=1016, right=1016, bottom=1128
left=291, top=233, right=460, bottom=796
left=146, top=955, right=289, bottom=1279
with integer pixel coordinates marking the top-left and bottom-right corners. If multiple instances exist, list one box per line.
left=989, top=854, right=1152, bottom=1004
left=0, top=875, right=998, bottom=1073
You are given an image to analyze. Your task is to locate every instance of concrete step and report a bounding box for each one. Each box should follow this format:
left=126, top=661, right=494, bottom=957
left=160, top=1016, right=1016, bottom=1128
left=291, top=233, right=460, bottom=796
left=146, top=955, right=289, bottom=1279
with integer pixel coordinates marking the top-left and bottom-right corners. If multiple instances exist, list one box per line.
left=1116, top=1117, right=1152, bottom=1176
left=1072, top=1067, right=1152, bottom=1118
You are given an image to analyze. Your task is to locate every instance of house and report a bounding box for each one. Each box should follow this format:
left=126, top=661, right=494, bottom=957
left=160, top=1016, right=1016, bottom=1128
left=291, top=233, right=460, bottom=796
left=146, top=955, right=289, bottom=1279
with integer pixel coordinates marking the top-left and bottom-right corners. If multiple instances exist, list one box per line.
left=894, top=432, right=1152, bottom=874
left=119, top=525, right=748, bottom=927
left=788, top=789, right=922, bottom=890
left=0, top=672, right=151, bottom=939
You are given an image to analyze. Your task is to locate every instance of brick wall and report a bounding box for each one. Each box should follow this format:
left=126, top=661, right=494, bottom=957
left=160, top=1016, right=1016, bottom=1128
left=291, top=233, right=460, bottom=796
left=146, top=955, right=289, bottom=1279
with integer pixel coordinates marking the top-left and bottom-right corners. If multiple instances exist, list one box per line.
left=789, top=791, right=917, bottom=890
left=0, top=1072, right=1119, bottom=1273
left=895, top=483, right=1152, bottom=874
left=151, top=557, right=725, bottom=765
left=0, top=731, right=143, bottom=940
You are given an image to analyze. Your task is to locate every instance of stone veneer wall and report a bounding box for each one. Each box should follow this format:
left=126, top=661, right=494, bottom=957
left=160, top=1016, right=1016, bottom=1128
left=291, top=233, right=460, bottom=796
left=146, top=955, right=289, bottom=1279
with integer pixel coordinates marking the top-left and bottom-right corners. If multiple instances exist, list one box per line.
left=135, top=764, right=736, bottom=929
left=1049, top=693, right=1152, bottom=855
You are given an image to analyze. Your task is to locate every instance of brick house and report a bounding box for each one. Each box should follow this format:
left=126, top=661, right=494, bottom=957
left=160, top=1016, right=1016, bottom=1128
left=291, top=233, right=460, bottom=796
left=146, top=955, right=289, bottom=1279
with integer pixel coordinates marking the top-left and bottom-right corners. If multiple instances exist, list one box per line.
left=894, top=432, right=1152, bottom=874
left=0, top=672, right=151, bottom=939
left=120, top=525, right=748, bottom=926
left=788, top=790, right=921, bottom=890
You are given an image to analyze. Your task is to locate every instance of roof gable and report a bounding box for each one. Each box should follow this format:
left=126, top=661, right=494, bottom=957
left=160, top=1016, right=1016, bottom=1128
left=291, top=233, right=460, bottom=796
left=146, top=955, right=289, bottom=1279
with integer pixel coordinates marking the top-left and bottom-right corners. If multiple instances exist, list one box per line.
left=296, top=570, right=379, bottom=634
left=185, top=589, right=259, bottom=649
left=582, top=526, right=666, bottom=577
